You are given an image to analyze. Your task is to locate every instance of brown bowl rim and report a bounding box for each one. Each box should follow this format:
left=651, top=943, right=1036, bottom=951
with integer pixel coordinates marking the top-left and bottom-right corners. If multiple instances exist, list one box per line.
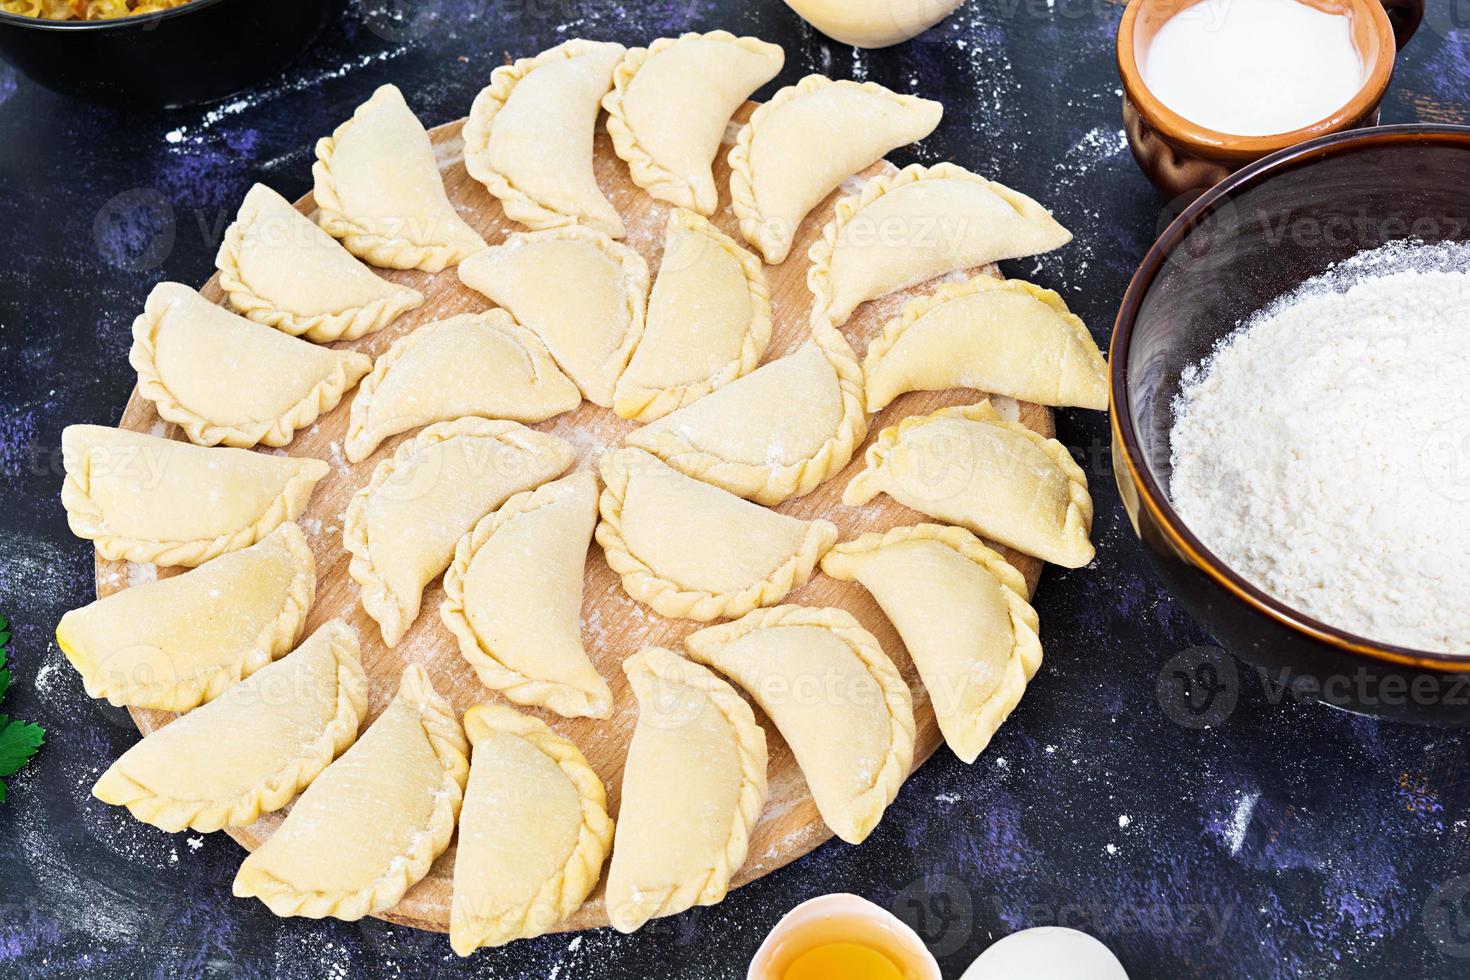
left=0, top=0, right=230, bottom=31
left=1110, top=123, right=1470, bottom=672
left=1117, top=0, right=1398, bottom=163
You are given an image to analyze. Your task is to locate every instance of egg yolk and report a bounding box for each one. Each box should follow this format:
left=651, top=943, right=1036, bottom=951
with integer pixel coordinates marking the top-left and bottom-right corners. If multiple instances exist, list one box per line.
left=781, top=942, right=906, bottom=980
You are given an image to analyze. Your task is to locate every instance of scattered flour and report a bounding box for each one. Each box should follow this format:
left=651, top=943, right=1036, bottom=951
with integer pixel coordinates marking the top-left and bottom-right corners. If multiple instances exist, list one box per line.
left=543, top=415, right=618, bottom=472
left=1170, top=241, right=1470, bottom=652
left=164, top=46, right=410, bottom=148
left=988, top=394, right=1022, bottom=421
left=327, top=439, right=351, bottom=477
left=124, top=562, right=157, bottom=587
left=432, top=134, right=465, bottom=169
left=839, top=173, right=873, bottom=197
left=1224, top=791, right=1260, bottom=856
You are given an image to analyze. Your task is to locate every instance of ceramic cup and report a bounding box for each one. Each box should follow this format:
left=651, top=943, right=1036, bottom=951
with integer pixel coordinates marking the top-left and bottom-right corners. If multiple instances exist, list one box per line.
left=1116, top=0, right=1423, bottom=198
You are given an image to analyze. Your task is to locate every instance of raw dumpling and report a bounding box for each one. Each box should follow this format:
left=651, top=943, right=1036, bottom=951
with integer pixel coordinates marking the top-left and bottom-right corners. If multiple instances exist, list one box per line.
left=685, top=605, right=914, bottom=844
left=612, top=208, right=771, bottom=422
left=343, top=418, right=574, bottom=646
left=343, top=310, right=580, bottom=463
left=313, top=84, right=487, bottom=272
left=728, top=75, right=943, bottom=264
left=450, top=704, right=613, bottom=953
left=862, top=276, right=1108, bottom=412
left=60, top=424, right=328, bottom=567
left=458, top=227, right=648, bottom=408
left=215, top=183, right=424, bottom=342
left=233, top=665, right=468, bottom=920
left=843, top=402, right=1094, bottom=567
left=603, top=31, right=784, bottom=215
left=463, top=39, right=626, bottom=237
left=130, top=282, right=372, bottom=449
left=55, top=522, right=314, bottom=713
left=92, top=619, right=367, bottom=833
left=623, top=336, right=866, bottom=505
left=596, top=448, right=837, bottom=622
left=604, top=647, right=767, bottom=933
left=807, top=163, right=1072, bottom=326
left=821, top=524, right=1043, bottom=763
left=441, top=474, right=612, bottom=719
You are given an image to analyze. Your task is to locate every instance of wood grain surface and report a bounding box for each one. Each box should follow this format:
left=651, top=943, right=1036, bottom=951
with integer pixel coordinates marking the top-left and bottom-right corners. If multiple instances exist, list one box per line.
left=93, top=101, right=1054, bottom=934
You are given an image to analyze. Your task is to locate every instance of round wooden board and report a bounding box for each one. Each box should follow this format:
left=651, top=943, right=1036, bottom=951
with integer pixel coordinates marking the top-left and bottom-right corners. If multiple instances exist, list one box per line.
left=95, top=100, right=1053, bottom=935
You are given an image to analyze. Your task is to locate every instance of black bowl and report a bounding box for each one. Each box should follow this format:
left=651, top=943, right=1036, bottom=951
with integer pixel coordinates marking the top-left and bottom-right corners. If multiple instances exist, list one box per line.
left=0, top=0, right=341, bottom=108
left=1111, top=124, right=1470, bottom=724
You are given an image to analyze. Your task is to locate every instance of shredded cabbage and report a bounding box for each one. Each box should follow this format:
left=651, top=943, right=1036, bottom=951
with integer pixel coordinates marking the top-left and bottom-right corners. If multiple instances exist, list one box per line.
left=2, top=0, right=191, bottom=19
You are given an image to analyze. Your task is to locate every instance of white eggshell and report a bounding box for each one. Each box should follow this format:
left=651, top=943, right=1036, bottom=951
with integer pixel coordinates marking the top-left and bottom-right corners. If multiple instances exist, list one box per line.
left=960, top=926, right=1129, bottom=980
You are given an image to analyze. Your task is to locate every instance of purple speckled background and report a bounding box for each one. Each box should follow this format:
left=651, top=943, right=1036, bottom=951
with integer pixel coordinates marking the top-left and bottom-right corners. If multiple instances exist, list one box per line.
left=2, top=1, right=1469, bottom=977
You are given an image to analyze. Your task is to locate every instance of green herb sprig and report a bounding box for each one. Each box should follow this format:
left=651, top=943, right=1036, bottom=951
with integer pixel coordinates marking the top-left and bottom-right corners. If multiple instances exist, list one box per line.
left=0, top=614, right=46, bottom=803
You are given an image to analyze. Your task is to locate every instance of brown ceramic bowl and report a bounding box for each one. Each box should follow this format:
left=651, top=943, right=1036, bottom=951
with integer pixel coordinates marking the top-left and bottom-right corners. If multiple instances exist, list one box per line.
left=1111, top=124, right=1470, bottom=724
left=1117, top=0, right=1424, bottom=198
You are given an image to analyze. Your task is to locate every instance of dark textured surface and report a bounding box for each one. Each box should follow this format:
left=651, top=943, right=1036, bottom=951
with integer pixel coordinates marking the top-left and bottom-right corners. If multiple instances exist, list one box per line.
left=2, top=2, right=1469, bottom=978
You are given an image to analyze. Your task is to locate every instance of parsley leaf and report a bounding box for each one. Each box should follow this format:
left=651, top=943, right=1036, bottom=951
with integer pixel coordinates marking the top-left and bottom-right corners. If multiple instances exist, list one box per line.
left=0, top=716, right=44, bottom=802
left=0, top=613, right=45, bottom=803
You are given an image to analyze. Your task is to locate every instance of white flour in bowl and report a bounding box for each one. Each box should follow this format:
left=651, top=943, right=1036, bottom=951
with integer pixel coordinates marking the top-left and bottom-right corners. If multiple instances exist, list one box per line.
left=1169, top=241, right=1470, bottom=653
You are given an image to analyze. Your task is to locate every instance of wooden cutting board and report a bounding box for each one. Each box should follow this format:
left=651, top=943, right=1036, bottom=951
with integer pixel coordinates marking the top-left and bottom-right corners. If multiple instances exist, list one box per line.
left=94, top=101, right=1053, bottom=934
